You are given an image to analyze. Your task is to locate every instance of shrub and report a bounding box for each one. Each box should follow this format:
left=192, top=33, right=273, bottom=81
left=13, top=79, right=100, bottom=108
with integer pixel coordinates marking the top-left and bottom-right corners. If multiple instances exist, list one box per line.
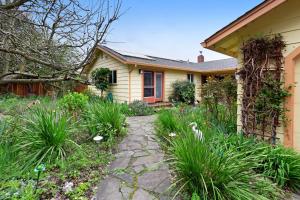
left=91, top=68, right=111, bottom=97
left=0, top=179, right=39, bottom=200
left=258, top=145, right=300, bottom=191
left=84, top=102, right=125, bottom=140
left=17, top=108, right=79, bottom=167
left=128, top=100, right=154, bottom=116
left=169, top=131, right=283, bottom=200
left=59, top=92, right=88, bottom=113
left=169, top=81, right=195, bottom=104
left=118, top=103, right=134, bottom=116
left=83, top=89, right=103, bottom=103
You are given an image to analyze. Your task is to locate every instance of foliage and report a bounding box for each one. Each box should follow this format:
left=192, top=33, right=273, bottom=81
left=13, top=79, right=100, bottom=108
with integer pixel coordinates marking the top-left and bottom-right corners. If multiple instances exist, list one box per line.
left=0, top=180, right=40, bottom=200
left=0, top=96, right=122, bottom=200
left=170, top=129, right=282, bottom=200
left=257, top=145, right=300, bottom=191
left=239, top=35, right=288, bottom=144
left=17, top=108, right=79, bottom=167
left=91, top=68, right=111, bottom=97
left=191, top=192, right=201, bottom=200
left=255, top=73, right=291, bottom=124
left=84, top=102, right=126, bottom=140
left=155, top=106, right=300, bottom=199
left=59, top=92, right=88, bottom=113
left=169, top=81, right=195, bottom=104
left=128, top=100, right=154, bottom=116
left=201, top=76, right=237, bottom=134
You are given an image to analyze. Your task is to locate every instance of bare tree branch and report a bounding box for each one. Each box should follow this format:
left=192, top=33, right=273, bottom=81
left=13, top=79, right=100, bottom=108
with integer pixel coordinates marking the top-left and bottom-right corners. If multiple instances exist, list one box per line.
left=0, top=0, right=122, bottom=84
left=0, top=0, right=29, bottom=10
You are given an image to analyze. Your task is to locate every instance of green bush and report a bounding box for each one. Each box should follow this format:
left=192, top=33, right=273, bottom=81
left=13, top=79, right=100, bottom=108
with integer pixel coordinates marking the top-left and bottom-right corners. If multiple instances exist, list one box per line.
left=154, top=107, right=300, bottom=199
left=0, top=179, right=39, bottom=200
left=91, top=68, right=111, bottom=97
left=258, top=145, right=300, bottom=191
left=17, top=108, right=79, bottom=167
left=84, top=102, right=125, bottom=140
left=59, top=92, right=88, bottom=113
left=128, top=100, right=154, bottom=116
left=169, top=81, right=195, bottom=104
left=169, top=131, right=282, bottom=200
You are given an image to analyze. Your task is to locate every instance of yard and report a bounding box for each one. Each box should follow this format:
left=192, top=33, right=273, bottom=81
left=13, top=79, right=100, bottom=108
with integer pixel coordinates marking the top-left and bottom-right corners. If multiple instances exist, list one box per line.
left=0, top=92, right=154, bottom=199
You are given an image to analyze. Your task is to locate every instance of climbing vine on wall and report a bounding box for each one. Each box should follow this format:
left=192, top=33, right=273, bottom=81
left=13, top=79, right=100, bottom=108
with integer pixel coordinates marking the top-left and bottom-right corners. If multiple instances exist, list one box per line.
left=239, top=35, right=291, bottom=144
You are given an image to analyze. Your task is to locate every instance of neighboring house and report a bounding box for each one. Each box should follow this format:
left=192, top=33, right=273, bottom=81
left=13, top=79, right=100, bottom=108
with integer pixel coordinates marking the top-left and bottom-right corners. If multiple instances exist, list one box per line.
left=202, top=0, right=300, bottom=149
left=81, top=45, right=237, bottom=104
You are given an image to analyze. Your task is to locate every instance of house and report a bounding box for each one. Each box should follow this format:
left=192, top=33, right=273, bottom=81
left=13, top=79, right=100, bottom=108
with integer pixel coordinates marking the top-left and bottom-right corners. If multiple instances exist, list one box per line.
left=202, top=0, right=300, bottom=149
left=81, top=45, right=237, bottom=104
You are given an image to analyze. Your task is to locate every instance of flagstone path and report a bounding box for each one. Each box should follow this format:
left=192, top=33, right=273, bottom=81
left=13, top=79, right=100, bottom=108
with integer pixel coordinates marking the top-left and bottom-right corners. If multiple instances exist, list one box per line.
left=96, top=115, right=173, bottom=200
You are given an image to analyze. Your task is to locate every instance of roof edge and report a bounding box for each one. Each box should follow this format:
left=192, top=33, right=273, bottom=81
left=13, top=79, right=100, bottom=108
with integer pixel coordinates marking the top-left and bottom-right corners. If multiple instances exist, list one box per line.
left=201, top=0, right=287, bottom=48
left=93, top=46, right=237, bottom=73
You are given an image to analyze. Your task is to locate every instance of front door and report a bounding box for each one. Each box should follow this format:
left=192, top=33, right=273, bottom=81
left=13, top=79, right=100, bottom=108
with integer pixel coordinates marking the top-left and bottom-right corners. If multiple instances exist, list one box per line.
left=143, top=71, right=163, bottom=103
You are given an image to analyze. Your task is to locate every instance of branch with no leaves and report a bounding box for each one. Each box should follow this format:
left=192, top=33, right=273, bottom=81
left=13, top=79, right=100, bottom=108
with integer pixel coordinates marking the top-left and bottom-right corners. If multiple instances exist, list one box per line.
left=0, top=0, right=122, bottom=83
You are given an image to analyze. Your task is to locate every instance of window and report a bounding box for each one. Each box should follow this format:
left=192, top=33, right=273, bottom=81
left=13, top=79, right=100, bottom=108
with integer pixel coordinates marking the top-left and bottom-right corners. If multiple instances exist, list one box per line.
left=187, top=73, right=194, bottom=83
left=143, top=71, right=154, bottom=97
left=109, top=70, right=117, bottom=84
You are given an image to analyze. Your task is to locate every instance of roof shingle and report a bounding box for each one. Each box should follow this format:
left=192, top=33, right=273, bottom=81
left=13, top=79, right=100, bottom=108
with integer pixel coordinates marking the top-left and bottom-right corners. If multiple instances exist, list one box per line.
left=98, top=45, right=237, bottom=73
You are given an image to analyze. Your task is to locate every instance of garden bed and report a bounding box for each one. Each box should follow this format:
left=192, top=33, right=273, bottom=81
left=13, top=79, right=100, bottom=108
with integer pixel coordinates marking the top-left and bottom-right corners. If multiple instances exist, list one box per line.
left=155, top=105, right=300, bottom=200
left=0, top=93, right=135, bottom=199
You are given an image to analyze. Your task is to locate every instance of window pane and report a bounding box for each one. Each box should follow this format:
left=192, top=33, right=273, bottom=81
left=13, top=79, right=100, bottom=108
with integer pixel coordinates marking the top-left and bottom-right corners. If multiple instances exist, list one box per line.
left=113, top=70, right=117, bottom=83
left=109, top=72, right=112, bottom=83
left=156, top=73, right=162, bottom=98
left=144, top=88, right=154, bottom=97
left=144, top=72, right=153, bottom=86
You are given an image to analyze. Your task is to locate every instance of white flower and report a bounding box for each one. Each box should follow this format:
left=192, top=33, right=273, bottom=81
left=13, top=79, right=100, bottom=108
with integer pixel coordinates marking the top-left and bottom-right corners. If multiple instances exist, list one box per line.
left=93, top=135, right=103, bottom=143
left=169, top=132, right=176, bottom=137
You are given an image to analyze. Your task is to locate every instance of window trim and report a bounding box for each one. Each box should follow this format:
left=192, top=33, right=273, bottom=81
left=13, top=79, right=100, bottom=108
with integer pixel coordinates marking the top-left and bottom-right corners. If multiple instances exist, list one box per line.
left=187, top=73, right=194, bottom=83
left=109, top=70, right=117, bottom=84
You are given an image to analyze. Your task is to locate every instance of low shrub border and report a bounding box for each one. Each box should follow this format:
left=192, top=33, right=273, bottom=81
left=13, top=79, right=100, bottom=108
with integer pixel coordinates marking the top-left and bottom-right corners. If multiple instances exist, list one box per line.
left=155, top=107, right=300, bottom=199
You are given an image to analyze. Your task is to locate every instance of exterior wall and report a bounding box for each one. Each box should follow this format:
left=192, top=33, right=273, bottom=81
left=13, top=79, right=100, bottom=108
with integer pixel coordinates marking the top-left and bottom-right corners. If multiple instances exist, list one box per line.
left=294, top=59, right=300, bottom=150
left=130, top=68, right=142, bottom=102
left=233, top=0, right=300, bottom=144
left=87, top=52, right=129, bottom=103
left=195, top=73, right=202, bottom=102
left=164, top=69, right=201, bottom=102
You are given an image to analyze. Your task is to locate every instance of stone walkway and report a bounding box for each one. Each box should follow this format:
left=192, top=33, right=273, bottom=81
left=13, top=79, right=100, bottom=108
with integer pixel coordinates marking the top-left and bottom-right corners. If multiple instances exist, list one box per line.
left=96, top=115, right=172, bottom=200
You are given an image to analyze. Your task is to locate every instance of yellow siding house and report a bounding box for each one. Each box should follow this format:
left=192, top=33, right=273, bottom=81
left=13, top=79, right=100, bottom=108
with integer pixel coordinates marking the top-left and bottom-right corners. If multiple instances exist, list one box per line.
left=202, top=0, right=300, bottom=150
left=81, top=46, right=237, bottom=104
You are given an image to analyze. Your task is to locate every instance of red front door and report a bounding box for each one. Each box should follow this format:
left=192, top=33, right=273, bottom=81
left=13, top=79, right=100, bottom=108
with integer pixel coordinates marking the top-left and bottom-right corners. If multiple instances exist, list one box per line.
left=143, top=71, right=164, bottom=103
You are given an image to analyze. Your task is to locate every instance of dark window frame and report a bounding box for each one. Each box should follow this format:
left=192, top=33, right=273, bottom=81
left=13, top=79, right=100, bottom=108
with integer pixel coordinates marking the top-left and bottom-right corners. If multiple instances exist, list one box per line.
left=109, top=70, right=117, bottom=84
left=187, top=73, right=194, bottom=83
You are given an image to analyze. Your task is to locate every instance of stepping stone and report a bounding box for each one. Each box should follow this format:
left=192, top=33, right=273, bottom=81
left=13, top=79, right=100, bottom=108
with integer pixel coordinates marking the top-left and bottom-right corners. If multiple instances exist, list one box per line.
left=96, top=177, right=123, bottom=200
left=132, top=188, right=157, bottom=200
left=138, top=170, right=170, bottom=191
left=109, top=157, right=130, bottom=170
left=96, top=115, right=172, bottom=200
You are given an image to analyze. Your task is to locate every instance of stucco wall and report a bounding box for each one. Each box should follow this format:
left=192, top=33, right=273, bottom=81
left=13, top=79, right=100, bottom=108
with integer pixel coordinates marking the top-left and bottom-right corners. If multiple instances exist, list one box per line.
left=87, top=52, right=129, bottom=103
left=233, top=0, right=300, bottom=144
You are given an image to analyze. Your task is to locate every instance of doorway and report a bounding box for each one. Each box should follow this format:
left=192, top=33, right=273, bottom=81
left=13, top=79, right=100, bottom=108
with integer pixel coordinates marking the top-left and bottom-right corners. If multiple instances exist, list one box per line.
left=143, top=71, right=164, bottom=103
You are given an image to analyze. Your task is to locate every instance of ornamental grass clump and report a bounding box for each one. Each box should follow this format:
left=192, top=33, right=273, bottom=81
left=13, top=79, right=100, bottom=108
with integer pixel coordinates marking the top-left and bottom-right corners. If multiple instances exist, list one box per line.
left=84, top=102, right=125, bottom=140
left=169, top=131, right=283, bottom=200
left=258, top=145, right=300, bottom=191
left=18, top=108, right=79, bottom=167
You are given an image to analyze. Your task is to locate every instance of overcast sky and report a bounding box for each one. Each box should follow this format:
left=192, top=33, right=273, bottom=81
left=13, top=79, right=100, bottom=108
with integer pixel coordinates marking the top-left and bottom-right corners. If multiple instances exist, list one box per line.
left=100, top=0, right=262, bottom=62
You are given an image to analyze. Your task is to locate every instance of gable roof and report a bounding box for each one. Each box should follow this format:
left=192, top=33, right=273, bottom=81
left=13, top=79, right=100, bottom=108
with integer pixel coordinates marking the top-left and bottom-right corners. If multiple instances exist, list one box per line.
left=89, top=45, right=237, bottom=73
left=201, top=0, right=287, bottom=49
